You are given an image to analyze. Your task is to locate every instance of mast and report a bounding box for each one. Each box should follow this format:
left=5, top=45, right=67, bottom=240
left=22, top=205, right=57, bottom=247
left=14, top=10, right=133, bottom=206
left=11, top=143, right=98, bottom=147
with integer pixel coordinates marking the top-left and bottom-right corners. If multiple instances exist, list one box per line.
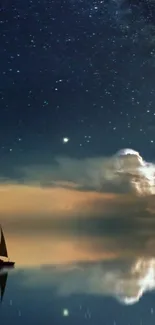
left=0, top=228, right=8, bottom=258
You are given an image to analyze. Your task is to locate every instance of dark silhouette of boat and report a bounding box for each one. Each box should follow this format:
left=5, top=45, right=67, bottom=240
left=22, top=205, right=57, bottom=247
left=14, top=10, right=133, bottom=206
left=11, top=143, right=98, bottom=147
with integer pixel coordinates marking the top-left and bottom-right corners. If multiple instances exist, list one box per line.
left=0, top=227, right=15, bottom=269
left=0, top=272, right=8, bottom=302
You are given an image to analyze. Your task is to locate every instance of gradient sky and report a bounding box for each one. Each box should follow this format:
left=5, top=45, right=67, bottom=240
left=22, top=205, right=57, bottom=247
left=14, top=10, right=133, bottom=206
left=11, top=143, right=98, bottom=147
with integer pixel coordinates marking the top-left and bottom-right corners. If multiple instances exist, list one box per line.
left=1, top=0, right=155, bottom=324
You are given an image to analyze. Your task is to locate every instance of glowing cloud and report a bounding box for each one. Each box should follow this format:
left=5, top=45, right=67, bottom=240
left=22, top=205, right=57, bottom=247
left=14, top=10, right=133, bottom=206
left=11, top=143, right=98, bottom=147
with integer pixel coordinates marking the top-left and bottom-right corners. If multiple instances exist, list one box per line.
left=1, top=148, right=155, bottom=305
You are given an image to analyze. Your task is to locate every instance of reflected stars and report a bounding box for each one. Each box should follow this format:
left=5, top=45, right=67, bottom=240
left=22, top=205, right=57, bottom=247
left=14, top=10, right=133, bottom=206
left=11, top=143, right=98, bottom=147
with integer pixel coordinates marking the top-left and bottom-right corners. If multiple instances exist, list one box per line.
left=84, top=308, right=92, bottom=319
left=9, top=299, right=12, bottom=306
left=151, top=307, right=154, bottom=315
left=62, top=308, right=69, bottom=317
left=18, top=310, right=21, bottom=317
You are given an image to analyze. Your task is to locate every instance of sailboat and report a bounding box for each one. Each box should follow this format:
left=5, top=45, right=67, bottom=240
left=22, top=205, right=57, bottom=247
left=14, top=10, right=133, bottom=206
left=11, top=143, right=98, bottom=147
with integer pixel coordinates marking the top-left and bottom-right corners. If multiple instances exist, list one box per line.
left=0, top=272, right=8, bottom=302
left=0, top=227, right=15, bottom=268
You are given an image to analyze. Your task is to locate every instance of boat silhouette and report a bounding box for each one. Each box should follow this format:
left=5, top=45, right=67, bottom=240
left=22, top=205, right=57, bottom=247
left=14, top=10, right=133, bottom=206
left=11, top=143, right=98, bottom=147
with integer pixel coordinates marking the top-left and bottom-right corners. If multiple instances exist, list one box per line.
left=0, top=227, right=15, bottom=269
left=0, top=272, right=8, bottom=302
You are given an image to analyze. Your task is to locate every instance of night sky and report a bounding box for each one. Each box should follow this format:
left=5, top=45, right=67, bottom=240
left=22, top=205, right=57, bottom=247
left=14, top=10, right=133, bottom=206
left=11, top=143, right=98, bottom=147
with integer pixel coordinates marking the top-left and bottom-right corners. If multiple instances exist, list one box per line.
left=1, top=0, right=155, bottom=168
left=2, top=1, right=155, bottom=324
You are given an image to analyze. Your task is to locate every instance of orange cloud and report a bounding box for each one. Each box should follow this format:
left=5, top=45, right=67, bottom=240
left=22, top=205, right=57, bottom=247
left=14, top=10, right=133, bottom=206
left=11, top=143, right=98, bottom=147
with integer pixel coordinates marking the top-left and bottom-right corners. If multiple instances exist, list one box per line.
left=0, top=183, right=119, bottom=222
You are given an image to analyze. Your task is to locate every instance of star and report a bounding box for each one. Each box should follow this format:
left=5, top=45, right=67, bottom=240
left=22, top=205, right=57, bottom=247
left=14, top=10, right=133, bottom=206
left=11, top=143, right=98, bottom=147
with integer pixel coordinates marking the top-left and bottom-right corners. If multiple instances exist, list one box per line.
left=62, top=137, right=69, bottom=143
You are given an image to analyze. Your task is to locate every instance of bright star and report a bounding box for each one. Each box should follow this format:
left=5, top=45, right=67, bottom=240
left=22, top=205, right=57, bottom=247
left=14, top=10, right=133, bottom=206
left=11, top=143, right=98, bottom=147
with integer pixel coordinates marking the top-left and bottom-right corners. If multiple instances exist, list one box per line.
left=62, top=137, right=69, bottom=143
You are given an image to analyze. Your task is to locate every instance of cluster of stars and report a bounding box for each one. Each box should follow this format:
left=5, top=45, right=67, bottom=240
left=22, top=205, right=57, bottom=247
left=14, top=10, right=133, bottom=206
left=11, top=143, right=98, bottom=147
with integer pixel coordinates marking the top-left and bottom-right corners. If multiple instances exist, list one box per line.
left=0, top=0, right=155, bottom=159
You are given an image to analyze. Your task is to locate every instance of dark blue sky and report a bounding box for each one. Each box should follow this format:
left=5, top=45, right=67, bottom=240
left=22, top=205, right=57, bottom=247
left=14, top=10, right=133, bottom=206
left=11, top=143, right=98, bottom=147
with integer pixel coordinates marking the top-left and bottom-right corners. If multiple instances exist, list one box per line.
left=1, top=0, right=155, bottom=169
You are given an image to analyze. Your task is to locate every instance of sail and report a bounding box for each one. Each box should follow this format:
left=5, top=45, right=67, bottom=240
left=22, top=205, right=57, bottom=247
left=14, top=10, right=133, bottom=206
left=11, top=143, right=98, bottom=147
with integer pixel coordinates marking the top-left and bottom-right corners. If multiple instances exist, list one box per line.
left=0, top=272, right=8, bottom=302
left=0, top=228, right=8, bottom=258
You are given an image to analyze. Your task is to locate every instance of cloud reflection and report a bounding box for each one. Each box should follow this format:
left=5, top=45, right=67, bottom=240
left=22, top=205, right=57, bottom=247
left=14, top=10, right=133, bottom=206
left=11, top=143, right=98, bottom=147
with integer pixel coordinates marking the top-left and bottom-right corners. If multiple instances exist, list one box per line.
left=19, top=258, right=155, bottom=306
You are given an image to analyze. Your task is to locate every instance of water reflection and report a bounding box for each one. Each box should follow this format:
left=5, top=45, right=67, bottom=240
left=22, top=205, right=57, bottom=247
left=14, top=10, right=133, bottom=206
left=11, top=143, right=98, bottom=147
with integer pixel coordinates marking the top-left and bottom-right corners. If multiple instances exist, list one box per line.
left=17, top=258, right=155, bottom=305
left=0, top=227, right=155, bottom=324
left=0, top=272, right=8, bottom=302
left=2, top=190, right=155, bottom=305
left=4, top=222, right=155, bottom=306
left=0, top=265, right=155, bottom=325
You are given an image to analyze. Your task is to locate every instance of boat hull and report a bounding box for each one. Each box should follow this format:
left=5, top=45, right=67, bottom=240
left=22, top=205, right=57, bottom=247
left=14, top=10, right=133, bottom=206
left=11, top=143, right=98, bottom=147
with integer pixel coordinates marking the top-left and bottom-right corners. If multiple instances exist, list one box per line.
left=0, top=261, right=15, bottom=269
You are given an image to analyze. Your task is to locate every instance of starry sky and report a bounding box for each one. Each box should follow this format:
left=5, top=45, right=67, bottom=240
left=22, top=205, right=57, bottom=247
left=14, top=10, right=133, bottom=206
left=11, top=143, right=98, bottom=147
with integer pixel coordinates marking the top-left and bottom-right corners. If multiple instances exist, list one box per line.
left=2, top=1, right=155, bottom=324
left=1, top=0, right=155, bottom=173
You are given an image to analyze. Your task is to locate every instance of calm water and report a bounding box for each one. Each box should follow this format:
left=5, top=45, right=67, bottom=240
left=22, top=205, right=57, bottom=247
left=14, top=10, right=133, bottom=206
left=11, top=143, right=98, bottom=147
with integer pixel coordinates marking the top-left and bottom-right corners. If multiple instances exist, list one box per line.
left=1, top=228, right=155, bottom=325
left=1, top=266, right=155, bottom=325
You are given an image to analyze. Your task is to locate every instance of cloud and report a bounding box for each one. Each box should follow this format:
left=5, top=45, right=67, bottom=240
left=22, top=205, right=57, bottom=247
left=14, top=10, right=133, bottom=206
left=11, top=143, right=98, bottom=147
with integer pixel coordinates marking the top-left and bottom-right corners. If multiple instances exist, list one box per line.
left=1, top=148, right=155, bottom=241
left=0, top=148, right=155, bottom=233
left=16, top=148, right=155, bottom=194
left=1, top=148, right=155, bottom=304
left=0, top=148, right=154, bottom=226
